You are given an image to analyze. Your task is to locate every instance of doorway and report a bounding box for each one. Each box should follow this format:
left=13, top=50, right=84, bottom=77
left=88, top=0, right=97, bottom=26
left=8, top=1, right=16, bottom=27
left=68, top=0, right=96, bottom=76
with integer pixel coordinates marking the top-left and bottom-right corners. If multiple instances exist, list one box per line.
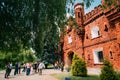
left=68, top=52, right=74, bottom=66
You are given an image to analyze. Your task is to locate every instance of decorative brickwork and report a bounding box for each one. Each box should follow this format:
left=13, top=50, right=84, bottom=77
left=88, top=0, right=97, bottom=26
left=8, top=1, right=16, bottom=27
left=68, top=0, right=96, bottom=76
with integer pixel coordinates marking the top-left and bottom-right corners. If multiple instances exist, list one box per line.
left=62, top=1, right=120, bottom=70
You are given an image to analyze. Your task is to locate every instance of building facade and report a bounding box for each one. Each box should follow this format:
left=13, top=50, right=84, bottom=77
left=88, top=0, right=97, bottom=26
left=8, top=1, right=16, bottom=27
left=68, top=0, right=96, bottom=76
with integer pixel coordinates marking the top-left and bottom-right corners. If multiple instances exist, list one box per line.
left=62, top=0, right=120, bottom=70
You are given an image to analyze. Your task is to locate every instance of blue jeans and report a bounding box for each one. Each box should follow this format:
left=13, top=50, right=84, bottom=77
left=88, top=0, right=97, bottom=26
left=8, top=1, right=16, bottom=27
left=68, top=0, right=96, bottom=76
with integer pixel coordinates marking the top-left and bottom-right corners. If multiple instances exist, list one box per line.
left=26, top=68, right=30, bottom=75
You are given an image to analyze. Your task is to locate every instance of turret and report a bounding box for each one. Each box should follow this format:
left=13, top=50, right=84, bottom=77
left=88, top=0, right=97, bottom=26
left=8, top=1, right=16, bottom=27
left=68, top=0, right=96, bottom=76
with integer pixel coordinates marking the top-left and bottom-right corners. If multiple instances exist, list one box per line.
left=74, top=3, right=84, bottom=27
left=74, top=3, right=85, bottom=39
left=101, top=0, right=105, bottom=5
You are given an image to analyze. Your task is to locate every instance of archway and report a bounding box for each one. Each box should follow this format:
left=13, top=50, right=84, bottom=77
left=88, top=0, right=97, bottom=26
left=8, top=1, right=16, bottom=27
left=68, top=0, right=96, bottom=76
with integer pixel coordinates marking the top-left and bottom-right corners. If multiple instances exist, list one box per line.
left=68, top=52, right=74, bottom=66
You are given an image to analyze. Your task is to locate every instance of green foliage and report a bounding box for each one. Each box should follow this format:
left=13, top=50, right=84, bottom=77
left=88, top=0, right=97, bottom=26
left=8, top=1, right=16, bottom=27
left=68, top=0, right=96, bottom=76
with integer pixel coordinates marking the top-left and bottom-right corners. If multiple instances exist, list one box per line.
left=83, top=0, right=94, bottom=8
left=72, top=54, right=80, bottom=61
left=116, top=71, right=120, bottom=79
left=100, top=60, right=119, bottom=80
left=0, top=0, right=119, bottom=58
left=83, top=0, right=119, bottom=9
left=0, top=49, right=37, bottom=68
left=0, top=0, right=33, bottom=52
left=0, top=0, right=77, bottom=68
left=42, top=30, right=59, bottom=65
left=102, top=0, right=118, bottom=8
left=71, top=54, right=87, bottom=77
left=65, top=66, right=71, bottom=72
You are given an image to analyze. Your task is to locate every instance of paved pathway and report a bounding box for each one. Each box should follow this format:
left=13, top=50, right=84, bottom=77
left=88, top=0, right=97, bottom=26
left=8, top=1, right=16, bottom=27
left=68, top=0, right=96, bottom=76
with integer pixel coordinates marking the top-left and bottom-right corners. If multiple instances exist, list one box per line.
left=0, top=69, right=63, bottom=80
left=0, top=68, right=100, bottom=80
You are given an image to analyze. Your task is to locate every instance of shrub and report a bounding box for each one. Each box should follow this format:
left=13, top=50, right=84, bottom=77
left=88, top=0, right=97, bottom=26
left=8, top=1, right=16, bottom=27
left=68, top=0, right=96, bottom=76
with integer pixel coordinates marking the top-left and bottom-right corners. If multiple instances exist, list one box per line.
left=100, top=60, right=119, bottom=80
left=116, top=71, right=120, bottom=79
left=65, top=66, right=71, bottom=72
left=71, top=54, right=87, bottom=77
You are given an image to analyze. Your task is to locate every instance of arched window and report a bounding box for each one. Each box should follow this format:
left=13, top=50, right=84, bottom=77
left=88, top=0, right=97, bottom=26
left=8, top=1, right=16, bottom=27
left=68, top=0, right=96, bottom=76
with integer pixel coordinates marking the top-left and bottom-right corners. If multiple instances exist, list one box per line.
left=86, top=34, right=89, bottom=39
left=110, top=51, right=113, bottom=59
left=104, top=24, right=108, bottom=32
left=91, top=26, right=100, bottom=39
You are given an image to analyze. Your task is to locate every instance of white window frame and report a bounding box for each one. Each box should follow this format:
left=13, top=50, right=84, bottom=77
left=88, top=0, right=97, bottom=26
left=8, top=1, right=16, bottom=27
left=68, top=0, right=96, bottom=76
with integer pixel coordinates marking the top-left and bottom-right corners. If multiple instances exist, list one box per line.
left=68, top=36, right=72, bottom=44
left=93, top=48, right=104, bottom=64
left=91, top=26, right=100, bottom=39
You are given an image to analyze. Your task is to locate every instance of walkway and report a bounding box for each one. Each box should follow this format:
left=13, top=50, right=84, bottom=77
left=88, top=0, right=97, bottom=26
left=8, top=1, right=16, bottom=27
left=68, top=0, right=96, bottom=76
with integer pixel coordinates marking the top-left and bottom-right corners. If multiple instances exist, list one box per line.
left=0, top=69, right=63, bottom=80
left=0, top=68, right=100, bottom=80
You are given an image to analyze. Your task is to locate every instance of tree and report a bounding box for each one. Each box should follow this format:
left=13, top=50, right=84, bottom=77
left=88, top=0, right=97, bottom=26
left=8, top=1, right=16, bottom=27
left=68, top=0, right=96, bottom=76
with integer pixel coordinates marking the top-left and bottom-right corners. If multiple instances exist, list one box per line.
left=100, top=60, right=119, bottom=80
left=83, top=0, right=120, bottom=8
left=71, top=54, right=87, bottom=77
left=1, top=0, right=118, bottom=64
left=42, top=29, right=59, bottom=68
left=0, top=0, right=33, bottom=52
left=0, top=0, right=77, bottom=68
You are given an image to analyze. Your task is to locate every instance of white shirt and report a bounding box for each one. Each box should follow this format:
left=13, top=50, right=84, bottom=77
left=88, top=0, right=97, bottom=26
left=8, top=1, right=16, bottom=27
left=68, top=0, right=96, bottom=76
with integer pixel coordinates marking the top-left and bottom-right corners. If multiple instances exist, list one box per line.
left=38, top=63, right=45, bottom=69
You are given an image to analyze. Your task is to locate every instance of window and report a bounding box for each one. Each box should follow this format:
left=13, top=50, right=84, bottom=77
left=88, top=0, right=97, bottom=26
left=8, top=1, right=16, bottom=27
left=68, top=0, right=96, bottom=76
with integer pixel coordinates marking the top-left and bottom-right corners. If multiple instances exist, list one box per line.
left=91, top=26, right=100, bottom=39
left=93, top=49, right=104, bottom=64
left=88, top=54, right=90, bottom=60
left=82, top=53, right=84, bottom=59
left=86, top=34, right=88, bottom=39
left=104, top=25, right=108, bottom=32
left=110, top=51, right=113, bottom=59
left=68, top=36, right=72, bottom=44
left=98, top=51, right=104, bottom=62
left=78, top=12, right=81, bottom=18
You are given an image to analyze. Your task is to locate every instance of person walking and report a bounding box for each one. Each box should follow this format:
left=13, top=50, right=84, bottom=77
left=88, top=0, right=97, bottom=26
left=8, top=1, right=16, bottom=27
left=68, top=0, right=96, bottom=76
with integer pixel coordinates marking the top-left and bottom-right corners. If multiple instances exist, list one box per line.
left=18, top=62, right=21, bottom=74
left=14, top=62, right=18, bottom=76
left=26, top=62, right=31, bottom=75
left=5, top=62, right=10, bottom=79
left=8, top=62, right=12, bottom=76
left=37, top=62, right=40, bottom=72
left=33, top=62, right=37, bottom=73
left=38, top=62, right=45, bottom=75
left=60, top=62, right=64, bottom=72
left=22, top=63, right=26, bottom=72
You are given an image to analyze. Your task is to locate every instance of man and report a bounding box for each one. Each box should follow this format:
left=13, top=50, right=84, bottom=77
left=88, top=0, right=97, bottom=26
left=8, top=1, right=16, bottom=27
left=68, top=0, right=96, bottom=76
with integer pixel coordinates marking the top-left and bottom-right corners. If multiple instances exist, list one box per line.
left=33, top=62, right=37, bottom=73
left=8, top=62, right=12, bottom=76
left=14, top=62, right=18, bottom=75
left=38, top=62, right=45, bottom=75
left=5, top=62, right=10, bottom=79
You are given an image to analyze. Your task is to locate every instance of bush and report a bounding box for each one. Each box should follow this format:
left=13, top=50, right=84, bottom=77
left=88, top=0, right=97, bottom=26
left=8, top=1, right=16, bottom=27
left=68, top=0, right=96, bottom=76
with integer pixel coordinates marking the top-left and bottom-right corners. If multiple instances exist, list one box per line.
left=71, top=54, right=87, bottom=77
left=100, top=60, right=119, bottom=80
left=65, top=66, right=71, bottom=72
left=116, top=71, right=120, bottom=79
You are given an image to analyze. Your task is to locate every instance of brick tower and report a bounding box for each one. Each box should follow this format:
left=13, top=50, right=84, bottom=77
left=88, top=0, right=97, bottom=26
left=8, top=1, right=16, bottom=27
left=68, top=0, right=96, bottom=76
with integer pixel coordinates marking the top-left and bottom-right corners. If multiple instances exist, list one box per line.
left=74, top=3, right=84, bottom=27
left=74, top=3, right=85, bottom=41
left=74, top=3, right=85, bottom=59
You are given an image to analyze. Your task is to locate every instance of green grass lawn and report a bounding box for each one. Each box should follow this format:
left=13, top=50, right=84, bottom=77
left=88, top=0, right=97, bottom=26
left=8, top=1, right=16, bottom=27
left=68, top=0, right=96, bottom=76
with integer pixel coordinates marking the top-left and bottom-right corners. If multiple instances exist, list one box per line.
left=51, top=72, right=99, bottom=80
left=0, top=68, right=5, bottom=71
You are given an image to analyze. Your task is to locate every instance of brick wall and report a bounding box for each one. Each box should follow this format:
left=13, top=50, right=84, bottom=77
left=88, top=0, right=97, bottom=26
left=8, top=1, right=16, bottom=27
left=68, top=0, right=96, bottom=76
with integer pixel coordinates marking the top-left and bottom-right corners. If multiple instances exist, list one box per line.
left=62, top=2, right=120, bottom=70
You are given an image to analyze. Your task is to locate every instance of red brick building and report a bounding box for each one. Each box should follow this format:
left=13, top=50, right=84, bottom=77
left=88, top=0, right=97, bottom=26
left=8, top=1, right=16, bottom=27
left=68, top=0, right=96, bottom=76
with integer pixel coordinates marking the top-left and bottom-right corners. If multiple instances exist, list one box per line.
left=62, top=0, right=120, bottom=70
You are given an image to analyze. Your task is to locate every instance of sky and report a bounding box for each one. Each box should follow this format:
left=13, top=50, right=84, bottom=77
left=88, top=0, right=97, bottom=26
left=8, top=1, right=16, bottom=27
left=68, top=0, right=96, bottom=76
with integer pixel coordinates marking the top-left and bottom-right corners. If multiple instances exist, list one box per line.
left=67, top=0, right=101, bottom=17
left=75, top=0, right=101, bottom=14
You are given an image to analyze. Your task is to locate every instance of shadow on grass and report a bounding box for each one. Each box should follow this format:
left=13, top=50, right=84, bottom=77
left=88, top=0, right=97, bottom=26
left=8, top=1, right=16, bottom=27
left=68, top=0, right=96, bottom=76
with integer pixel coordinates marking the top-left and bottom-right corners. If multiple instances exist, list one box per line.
left=69, top=75, right=99, bottom=80
left=51, top=72, right=99, bottom=80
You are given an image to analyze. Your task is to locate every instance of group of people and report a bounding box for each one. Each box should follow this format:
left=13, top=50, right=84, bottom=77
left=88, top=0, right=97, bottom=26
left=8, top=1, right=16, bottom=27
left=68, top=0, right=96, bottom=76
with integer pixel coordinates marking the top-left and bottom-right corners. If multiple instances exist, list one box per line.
left=4, top=61, right=45, bottom=79
left=5, top=62, right=21, bottom=79
left=32, top=62, right=45, bottom=75
left=24, top=61, right=45, bottom=75
left=54, top=61, right=64, bottom=72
